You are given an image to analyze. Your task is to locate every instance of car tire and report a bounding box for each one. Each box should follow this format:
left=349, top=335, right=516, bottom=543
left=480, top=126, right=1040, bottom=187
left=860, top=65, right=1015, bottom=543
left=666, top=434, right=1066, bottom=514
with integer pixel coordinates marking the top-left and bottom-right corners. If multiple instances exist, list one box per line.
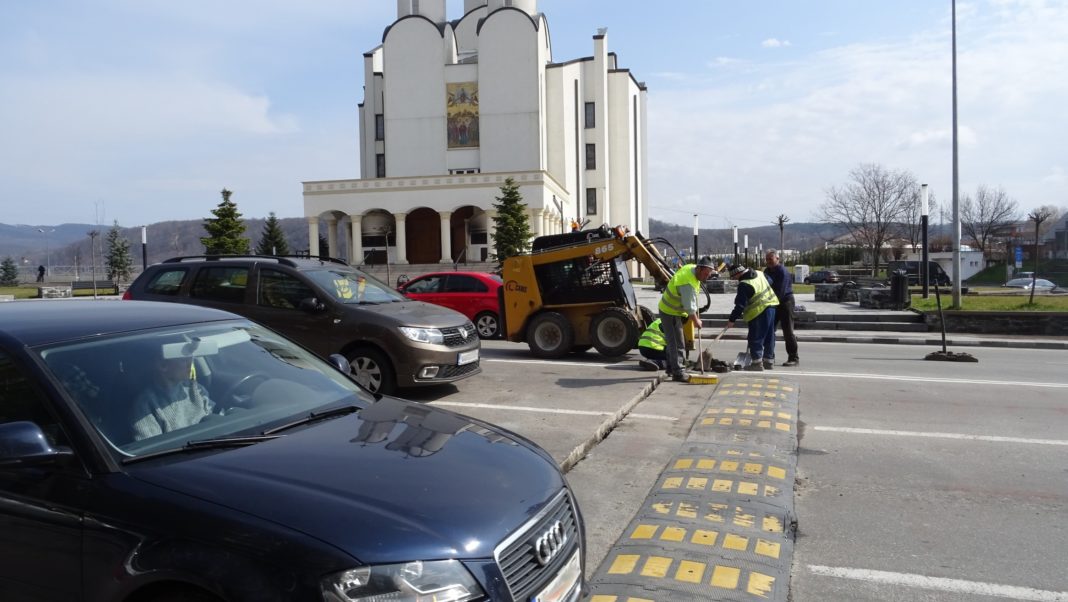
left=474, top=311, right=500, bottom=339
left=803, top=278, right=811, bottom=285
left=346, top=347, right=396, bottom=396
left=527, top=312, right=574, bottom=359
left=589, top=307, right=641, bottom=357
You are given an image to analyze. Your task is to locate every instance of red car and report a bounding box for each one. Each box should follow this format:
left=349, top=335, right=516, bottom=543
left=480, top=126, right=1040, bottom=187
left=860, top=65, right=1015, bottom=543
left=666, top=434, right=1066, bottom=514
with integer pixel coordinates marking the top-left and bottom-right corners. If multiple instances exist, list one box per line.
left=399, top=271, right=504, bottom=339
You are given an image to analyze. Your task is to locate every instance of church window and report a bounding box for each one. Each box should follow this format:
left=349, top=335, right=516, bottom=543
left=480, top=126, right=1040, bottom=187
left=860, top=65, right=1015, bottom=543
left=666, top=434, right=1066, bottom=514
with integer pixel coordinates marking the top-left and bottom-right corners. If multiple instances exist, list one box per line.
left=586, top=188, right=597, bottom=214
left=584, top=102, right=595, bottom=128
left=375, top=114, right=384, bottom=140
left=376, top=154, right=386, bottom=178
left=585, top=144, right=596, bottom=170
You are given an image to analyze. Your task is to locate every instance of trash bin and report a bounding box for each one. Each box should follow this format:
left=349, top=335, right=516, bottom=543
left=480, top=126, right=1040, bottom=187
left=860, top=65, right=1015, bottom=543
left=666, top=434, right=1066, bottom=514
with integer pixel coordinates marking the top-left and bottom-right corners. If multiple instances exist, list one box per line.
left=890, top=269, right=909, bottom=307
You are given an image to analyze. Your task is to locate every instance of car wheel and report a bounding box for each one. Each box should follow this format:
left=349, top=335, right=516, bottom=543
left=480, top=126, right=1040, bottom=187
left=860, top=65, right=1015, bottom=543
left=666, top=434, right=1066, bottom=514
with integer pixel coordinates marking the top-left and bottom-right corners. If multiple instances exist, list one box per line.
left=589, top=307, right=641, bottom=357
left=474, top=311, right=500, bottom=339
left=803, top=278, right=811, bottom=284
left=527, top=312, right=574, bottom=359
left=346, top=348, right=396, bottom=396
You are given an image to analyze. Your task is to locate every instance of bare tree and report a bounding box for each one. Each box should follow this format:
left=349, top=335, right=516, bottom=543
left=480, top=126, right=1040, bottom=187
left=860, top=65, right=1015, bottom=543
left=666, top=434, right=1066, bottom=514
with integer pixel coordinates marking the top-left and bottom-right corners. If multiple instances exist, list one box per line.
left=819, top=163, right=916, bottom=276
left=960, top=185, right=1019, bottom=255
left=1026, top=206, right=1055, bottom=303
left=775, top=214, right=790, bottom=254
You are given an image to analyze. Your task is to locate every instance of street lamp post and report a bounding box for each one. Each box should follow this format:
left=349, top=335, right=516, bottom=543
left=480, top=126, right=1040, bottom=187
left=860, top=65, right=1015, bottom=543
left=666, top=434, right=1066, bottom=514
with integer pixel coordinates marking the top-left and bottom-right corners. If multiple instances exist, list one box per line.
left=37, top=228, right=54, bottom=281
left=743, top=234, right=749, bottom=266
left=732, top=227, right=739, bottom=265
left=141, top=226, right=148, bottom=272
left=921, top=183, right=930, bottom=299
left=692, top=214, right=699, bottom=263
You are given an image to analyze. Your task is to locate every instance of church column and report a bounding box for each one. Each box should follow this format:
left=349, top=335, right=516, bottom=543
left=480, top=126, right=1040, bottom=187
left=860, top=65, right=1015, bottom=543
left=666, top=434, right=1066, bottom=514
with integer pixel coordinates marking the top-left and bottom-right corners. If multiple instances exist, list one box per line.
left=306, top=217, right=320, bottom=257
left=326, top=218, right=338, bottom=259
left=439, top=211, right=453, bottom=264
left=349, top=214, right=363, bottom=265
left=530, top=208, right=544, bottom=237
left=484, top=210, right=498, bottom=260
left=394, top=213, right=409, bottom=264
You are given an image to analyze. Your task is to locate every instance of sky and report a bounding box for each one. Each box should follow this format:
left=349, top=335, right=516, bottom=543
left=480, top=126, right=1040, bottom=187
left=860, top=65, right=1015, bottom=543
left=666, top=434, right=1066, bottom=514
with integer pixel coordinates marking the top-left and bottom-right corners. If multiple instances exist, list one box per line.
left=1, top=0, right=1066, bottom=231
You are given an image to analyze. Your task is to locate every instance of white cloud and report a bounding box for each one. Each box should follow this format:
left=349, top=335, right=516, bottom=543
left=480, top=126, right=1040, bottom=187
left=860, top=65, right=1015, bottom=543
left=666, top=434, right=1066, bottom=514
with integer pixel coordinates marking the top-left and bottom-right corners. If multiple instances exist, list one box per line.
left=762, top=38, right=792, bottom=48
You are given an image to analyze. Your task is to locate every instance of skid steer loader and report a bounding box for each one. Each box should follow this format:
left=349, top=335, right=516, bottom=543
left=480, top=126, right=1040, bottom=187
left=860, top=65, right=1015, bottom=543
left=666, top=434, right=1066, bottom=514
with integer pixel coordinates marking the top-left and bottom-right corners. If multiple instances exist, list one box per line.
left=499, top=225, right=713, bottom=359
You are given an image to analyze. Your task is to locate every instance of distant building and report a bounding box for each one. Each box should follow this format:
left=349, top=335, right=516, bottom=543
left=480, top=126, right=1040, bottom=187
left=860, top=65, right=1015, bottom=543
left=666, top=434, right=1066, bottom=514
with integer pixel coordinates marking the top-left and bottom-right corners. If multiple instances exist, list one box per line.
left=302, top=0, right=648, bottom=266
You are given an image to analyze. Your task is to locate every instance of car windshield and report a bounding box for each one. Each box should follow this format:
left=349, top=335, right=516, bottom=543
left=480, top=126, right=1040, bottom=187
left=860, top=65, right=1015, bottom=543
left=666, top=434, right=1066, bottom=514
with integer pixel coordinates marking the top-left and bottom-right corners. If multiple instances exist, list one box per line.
left=304, top=268, right=406, bottom=304
left=37, top=320, right=374, bottom=460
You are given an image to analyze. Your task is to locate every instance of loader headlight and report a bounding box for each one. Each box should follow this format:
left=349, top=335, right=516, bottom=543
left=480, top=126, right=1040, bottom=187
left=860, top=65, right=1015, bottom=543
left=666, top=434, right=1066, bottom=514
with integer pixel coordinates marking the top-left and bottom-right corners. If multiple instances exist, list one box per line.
left=321, top=559, right=484, bottom=602
left=399, top=326, right=445, bottom=345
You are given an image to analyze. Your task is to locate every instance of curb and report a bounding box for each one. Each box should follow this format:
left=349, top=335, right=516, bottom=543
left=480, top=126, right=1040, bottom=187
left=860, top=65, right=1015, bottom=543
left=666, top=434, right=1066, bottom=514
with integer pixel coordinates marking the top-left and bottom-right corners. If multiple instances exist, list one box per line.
left=702, top=331, right=1068, bottom=351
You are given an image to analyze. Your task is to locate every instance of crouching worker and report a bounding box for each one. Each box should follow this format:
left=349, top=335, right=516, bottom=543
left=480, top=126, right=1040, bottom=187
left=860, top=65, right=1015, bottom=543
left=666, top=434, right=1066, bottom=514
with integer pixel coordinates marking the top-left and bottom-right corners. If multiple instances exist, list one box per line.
left=636, top=318, right=669, bottom=371
left=726, top=264, right=780, bottom=371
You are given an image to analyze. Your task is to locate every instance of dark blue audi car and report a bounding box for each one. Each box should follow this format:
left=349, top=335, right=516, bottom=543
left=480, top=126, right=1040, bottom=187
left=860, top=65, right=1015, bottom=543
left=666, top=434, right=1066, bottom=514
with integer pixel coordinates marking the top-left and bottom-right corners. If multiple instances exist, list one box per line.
left=0, top=301, right=584, bottom=602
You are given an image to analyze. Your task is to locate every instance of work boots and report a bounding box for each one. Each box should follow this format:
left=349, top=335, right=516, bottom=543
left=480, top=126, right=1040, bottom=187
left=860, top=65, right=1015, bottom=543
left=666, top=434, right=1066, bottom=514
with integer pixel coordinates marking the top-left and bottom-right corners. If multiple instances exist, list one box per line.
left=762, top=359, right=774, bottom=370
left=743, top=361, right=764, bottom=372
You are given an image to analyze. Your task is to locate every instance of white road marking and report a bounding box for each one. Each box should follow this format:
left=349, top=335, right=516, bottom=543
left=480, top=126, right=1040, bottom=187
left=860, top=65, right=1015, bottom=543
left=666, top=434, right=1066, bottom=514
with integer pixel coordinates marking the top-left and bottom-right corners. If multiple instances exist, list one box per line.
left=808, top=565, right=1068, bottom=601
left=432, top=401, right=677, bottom=422
left=786, top=370, right=1068, bottom=389
left=813, top=426, right=1068, bottom=446
left=486, top=358, right=622, bottom=368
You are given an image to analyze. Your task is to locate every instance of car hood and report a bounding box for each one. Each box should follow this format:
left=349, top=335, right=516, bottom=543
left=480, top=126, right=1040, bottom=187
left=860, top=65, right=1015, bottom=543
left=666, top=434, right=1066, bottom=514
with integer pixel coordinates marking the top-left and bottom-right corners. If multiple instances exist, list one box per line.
left=348, top=299, right=471, bottom=328
left=129, top=398, right=563, bottom=564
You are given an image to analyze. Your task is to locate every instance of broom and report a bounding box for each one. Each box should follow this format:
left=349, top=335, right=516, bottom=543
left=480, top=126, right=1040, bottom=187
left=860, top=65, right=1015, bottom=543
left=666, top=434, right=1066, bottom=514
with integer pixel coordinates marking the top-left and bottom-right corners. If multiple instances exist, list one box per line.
left=688, top=326, right=719, bottom=385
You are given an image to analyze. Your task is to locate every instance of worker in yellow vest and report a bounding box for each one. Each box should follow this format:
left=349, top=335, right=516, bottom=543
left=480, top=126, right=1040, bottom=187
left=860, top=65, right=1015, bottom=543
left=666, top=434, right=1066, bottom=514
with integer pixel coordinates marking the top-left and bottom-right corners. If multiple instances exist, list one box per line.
left=658, top=256, right=717, bottom=382
left=726, top=264, right=780, bottom=371
left=636, top=318, right=668, bottom=371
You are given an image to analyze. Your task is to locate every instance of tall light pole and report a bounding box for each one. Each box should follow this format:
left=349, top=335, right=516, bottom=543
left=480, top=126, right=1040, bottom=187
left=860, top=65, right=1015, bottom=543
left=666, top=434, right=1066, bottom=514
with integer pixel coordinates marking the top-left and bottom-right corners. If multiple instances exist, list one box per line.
left=692, top=214, right=699, bottom=262
left=921, top=184, right=930, bottom=298
left=87, top=230, right=100, bottom=298
left=951, top=0, right=962, bottom=307
left=732, top=226, right=739, bottom=265
left=37, top=228, right=54, bottom=279
left=141, top=226, right=148, bottom=271
left=743, top=234, right=749, bottom=266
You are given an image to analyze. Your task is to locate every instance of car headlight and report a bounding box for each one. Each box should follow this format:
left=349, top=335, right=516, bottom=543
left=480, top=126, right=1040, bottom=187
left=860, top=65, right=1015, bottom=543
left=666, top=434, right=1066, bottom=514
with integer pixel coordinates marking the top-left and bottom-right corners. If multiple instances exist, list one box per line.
left=321, top=559, right=484, bottom=602
left=399, top=326, right=445, bottom=345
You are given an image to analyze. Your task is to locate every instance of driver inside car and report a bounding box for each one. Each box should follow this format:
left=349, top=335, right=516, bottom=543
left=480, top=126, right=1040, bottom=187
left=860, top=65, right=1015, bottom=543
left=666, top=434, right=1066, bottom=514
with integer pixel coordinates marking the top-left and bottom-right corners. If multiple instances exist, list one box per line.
left=131, top=352, right=216, bottom=441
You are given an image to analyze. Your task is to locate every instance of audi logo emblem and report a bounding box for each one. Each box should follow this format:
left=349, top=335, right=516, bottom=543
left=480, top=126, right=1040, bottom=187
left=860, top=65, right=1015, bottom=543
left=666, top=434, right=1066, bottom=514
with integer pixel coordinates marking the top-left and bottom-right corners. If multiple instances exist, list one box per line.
left=533, top=521, right=567, bottom=566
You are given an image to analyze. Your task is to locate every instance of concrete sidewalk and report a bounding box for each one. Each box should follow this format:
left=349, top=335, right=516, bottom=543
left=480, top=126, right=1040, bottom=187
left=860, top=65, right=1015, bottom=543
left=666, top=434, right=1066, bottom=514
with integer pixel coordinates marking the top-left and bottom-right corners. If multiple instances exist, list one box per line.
left=634, top=286, right=1068, bottom=351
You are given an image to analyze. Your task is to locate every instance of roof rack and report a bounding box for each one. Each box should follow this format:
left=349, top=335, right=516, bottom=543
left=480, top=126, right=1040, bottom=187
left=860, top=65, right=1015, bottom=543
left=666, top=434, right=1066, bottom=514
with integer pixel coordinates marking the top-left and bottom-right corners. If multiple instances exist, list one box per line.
left=161, top=254, right=350, bottom=267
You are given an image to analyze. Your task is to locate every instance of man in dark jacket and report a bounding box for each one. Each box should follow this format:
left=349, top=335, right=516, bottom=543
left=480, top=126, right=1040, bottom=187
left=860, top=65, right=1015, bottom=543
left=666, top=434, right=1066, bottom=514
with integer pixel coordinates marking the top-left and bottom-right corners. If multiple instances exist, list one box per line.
left=764, top=250, right=799, bottom=366
left=726, top=264, right=779, bottom=371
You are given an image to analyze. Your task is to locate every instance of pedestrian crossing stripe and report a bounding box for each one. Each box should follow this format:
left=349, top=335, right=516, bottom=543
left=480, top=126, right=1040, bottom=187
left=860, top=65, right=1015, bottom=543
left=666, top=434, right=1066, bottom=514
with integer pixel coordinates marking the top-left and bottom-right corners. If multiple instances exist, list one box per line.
left=649, top=501, right=786, bottom=533
left=605, top=554, right=775, bottom=596
left=626, top=523, right=782, bottom=559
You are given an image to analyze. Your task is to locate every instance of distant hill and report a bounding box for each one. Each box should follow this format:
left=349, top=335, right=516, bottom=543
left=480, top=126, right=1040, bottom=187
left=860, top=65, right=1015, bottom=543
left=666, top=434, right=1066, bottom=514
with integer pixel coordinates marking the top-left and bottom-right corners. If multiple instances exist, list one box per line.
left=1, top=216, right=845, bottom=270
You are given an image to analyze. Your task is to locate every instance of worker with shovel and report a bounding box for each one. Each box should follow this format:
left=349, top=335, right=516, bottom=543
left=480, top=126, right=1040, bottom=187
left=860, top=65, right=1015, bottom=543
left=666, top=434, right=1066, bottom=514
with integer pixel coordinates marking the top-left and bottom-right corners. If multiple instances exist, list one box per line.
left=658, top=256, right=718, bottom=382
left=726, top=264, right=779, bottom=371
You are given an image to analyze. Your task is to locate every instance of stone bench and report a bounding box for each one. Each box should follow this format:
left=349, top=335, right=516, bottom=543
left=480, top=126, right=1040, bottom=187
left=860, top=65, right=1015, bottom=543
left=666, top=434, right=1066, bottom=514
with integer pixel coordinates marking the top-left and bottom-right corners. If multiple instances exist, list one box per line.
left=71, top=281, right=119, bottom=294
left=38, top=286, right=73, bottom=298
left=858, top=287, right=909, bottom=310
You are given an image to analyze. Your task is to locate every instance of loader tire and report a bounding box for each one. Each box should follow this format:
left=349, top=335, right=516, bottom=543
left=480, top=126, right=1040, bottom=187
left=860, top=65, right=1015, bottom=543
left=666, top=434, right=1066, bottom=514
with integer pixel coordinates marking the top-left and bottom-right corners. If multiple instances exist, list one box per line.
left=638, top=305, right=656, bottom=328
left=590, top=307, right=641, bottom=358
left=527, top=311, right=574, bottom=359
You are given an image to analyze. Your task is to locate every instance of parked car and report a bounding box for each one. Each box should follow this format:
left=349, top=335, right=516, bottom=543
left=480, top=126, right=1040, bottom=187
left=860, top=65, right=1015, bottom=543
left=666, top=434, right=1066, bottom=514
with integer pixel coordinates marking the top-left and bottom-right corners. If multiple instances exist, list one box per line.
left=398, top=271, right=504, bottom=339
left=124, top=255, right=480, bottom=395
left=803, top=270, right=841, bottom=284
left=885, top=260, right=952, bottom=286
left=0, top=301, right=585, bottom=602
left=1003, top=277, right=1058, bottom=291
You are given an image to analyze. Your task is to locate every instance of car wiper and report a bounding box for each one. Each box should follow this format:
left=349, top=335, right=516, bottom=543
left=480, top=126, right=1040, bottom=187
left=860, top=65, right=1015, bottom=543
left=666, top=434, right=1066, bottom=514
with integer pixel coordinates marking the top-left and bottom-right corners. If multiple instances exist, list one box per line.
left=262, top=404, right=360, bottom=435
left=123, top=434, right=280, bottom=464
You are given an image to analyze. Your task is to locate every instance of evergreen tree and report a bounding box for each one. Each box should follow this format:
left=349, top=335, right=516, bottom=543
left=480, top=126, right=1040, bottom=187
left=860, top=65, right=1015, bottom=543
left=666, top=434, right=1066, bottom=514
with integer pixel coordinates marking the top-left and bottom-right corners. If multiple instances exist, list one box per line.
left=491, top=177, right=533, bottom=265
left=318, top=234, right=330, bottom=258
left=104, top=221, right=134, bottom=282
left=0, top=257, right=19, bottom=286
left=201, top=188, right=250, bottom=254
left=255, top=212, right=291, bottom=256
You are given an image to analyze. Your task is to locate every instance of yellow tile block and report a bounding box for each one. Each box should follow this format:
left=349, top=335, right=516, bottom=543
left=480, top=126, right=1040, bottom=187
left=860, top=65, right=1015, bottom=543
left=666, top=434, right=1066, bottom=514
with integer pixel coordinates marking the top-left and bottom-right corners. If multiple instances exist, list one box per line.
left=741, top=409, right=756, bottom=416
left=696, top=458, right=716, bottom=470
left=759, top=410, right=774, bottom=417
left=738, top=481, right=759, bottom=495
left=608, top=554, right=639, bottom=575
left=720, top=460, right=739, bottom=472
left=738, top=419, right=753, bottom=426
left=776, top=422, right=791, bottom=432
left=763, top=516, right=784, bottom=532
left=743, top=463, right=764, bottom=475
left=734, top=511, right=754, bottom=528
left=778, top=412, right=791, bottom=420
left=627, top=598, right=655, bottom=602
left=673, top=458, right=694, bottom=470
left=748, top=572, right=776, bottom=597
left=701, top=418, right=716, bottom=425
left=723, top=408, right=739, bottom=414
left=663, top=477, right=683, bottom=489
left=757, top=420, right=772, bottom=429
left=590, top=596, right=617, bottom=602
left=719, top=418, right=734, bottom=425
left=640, top=556, right=672, bottom=578
left=756, top=539, right=781, bottom=559
left=652, top=502, right=671, bottom=515
left=631, top=524, right=658, bottom=540
left=677, top=502, right=697, bottom=518
left=727, top=449, right=742, bottom=456
left=675, top=560, right=706, bottom=584
left=661, top=526, right=686, bottom=542
left=767, top=466, right=787, bottom=480
left=686, top=477, right=708, bottom=490
left=712, top=479, right=733, bottom=492
left=724, top=533, right=749, bottom=551
left=711, top=565, right=741, bottom=589
left=704, top=510, right=725, bottom=523
left=692, top=529, right=718, bottom=545
left=764, top=485, right=780, bottom=497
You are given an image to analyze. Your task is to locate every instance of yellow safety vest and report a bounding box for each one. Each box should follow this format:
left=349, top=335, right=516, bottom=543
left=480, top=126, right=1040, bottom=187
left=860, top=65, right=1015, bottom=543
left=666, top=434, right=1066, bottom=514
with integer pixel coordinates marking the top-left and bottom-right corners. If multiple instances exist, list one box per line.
left=741, top=273, right=780, bottom=323
left=638, top=319, right=666, bottom=351
left=658, top=265, right=699, bottom=317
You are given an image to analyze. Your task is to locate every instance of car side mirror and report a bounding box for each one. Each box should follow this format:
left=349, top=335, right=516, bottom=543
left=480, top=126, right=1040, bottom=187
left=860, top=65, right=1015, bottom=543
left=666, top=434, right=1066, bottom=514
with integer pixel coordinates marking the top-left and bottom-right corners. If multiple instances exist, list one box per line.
left=0, top=421, right=74, bottom=468
left=298, top=297, right=326, bottom=312
left=328, top=354, right=351, bottom=375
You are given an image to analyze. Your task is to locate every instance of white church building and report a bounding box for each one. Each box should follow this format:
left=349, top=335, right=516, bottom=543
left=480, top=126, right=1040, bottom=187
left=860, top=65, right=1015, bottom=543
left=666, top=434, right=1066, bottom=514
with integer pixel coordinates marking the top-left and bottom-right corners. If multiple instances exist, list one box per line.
left=301, top=0, right=648, bottom=266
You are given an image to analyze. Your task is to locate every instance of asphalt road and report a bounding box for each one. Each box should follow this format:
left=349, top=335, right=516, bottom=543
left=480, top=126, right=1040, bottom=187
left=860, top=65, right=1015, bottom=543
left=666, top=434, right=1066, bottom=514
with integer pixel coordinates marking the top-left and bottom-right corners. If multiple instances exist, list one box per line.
left=405, top=338, right=1068, bottom=601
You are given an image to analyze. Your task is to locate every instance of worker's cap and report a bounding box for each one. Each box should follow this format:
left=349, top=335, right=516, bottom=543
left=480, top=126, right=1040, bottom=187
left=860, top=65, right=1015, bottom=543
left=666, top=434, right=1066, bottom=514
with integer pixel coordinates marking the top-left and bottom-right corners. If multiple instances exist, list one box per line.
left=696, top=256, right=716, bottom=269
left=729, top=264, right=748, bottom=278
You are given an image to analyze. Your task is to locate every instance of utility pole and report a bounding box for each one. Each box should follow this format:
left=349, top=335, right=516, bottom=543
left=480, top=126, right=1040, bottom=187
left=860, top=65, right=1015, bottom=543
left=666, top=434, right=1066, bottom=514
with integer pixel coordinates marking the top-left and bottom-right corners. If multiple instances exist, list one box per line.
left=87, top=230, right=100, bottom=298
left=951, top=0, right=962, bottom=308
left=693, top=214, right=699, bottom=262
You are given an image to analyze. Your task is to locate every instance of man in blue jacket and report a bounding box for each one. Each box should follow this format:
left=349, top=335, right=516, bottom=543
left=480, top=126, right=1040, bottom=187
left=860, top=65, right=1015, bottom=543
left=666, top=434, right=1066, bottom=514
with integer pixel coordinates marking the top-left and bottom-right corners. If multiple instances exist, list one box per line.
left=764, top=250, right=799, bottom=366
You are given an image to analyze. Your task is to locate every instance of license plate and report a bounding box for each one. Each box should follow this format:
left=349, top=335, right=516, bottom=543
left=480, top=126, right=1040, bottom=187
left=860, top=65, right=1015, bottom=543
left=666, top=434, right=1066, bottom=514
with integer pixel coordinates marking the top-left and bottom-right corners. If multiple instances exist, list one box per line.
left=531, top=551, right=581, bottom=602
left=457, top=349, right=479, bottom=365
